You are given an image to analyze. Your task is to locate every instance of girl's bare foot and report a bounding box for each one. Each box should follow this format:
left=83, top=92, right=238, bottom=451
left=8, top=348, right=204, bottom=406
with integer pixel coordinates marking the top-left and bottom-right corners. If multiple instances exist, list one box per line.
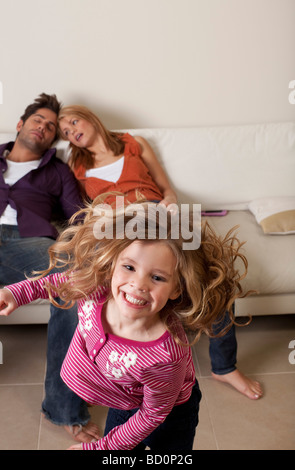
left=212, top=369, right=263, bottom=399
left=64, top=421, right=100, bottom=443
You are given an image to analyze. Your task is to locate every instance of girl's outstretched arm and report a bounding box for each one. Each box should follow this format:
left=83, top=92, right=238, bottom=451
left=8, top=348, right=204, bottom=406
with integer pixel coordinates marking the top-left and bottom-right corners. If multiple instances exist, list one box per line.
left=0, top=288, right=18, bottom=316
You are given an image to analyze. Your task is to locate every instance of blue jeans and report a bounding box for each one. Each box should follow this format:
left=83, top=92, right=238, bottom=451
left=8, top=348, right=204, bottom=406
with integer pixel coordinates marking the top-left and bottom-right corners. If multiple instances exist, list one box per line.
left=0, top=225, right=90, bottom=426
left=104, top=381, right=202, bottom=451
left=209, top=308, right=237, bottom=375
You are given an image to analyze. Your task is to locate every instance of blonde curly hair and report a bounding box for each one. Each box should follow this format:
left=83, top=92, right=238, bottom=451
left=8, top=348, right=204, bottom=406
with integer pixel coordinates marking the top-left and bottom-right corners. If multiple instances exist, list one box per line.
left=37, top=196, right=252, bottom=345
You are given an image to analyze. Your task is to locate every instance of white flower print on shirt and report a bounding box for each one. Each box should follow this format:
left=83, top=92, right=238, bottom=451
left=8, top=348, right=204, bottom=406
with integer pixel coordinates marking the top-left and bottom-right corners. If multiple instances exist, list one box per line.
left=109, top=351, right=119, bottom=364
left=112, top=368, right=123, bottom=379
left=106, top=350, right=138, bottom=379
left=85, top=319, right=93, bottom=331
left=123, top=352, right=138, bottom=368
left=78, top=300, right=95, bottom=337
left=82, top=300, right=95, bottom=317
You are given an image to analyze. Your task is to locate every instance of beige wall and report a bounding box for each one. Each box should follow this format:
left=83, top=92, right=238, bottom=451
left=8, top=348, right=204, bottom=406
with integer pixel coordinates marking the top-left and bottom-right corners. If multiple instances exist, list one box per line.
left=0, top=0, right=294, bottom=132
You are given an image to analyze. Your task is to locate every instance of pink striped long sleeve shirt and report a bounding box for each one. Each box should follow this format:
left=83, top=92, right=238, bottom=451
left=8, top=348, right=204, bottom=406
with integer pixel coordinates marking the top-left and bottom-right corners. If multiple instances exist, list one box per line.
left=6, top=274, right=196, bottom=450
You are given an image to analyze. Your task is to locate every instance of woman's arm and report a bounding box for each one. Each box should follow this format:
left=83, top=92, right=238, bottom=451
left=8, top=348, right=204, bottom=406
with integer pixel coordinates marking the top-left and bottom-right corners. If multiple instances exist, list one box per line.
left=134, top=136, right=178, bottom=207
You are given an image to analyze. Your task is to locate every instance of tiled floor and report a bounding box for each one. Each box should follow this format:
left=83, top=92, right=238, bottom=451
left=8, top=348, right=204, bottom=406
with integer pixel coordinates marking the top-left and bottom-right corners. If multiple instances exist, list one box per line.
left=0, top=314, right=294, bottom=450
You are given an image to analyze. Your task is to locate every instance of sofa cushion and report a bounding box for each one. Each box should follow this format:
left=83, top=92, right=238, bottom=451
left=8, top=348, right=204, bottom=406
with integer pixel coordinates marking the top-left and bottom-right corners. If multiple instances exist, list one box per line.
left=248, top=197, right=295, bottom=235
left=129, top=123, right=295, bottom=210
left=203, top=211, right=295, bottom=295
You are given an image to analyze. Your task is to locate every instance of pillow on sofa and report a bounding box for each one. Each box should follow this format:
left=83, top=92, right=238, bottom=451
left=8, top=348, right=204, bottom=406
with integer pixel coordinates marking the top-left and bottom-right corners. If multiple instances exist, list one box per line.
left=248, top=197, right=295, bottom=235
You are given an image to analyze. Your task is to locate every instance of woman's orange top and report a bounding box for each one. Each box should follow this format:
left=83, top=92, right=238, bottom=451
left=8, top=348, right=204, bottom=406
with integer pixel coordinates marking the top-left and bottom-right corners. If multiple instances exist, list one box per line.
left=73, top=133, right=163, bottom=204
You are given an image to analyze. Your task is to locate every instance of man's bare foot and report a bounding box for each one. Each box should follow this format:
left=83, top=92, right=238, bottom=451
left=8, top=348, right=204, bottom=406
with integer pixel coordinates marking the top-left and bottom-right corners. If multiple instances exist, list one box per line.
left=212, top=369, right=263, bottom=400
left=64, top=421, right=100, bottom=443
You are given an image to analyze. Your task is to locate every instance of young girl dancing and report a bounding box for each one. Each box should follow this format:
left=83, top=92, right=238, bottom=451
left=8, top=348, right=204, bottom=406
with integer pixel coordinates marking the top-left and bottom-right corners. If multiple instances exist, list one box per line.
left=0, top=199, right=250, bottom=451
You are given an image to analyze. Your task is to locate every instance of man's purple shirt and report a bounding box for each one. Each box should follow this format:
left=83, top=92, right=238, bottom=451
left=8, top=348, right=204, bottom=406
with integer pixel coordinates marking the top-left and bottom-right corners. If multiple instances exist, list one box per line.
left=0, top=142, right=83, bottom=239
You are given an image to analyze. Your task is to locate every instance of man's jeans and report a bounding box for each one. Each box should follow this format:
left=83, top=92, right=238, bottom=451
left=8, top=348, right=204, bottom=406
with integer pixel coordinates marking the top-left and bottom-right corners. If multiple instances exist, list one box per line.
left=0, top=225, right=90, bottom=426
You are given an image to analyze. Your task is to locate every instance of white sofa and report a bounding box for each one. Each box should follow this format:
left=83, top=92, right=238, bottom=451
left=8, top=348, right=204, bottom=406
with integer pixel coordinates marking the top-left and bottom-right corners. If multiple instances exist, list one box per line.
left=1, top=122, right=294, bottom=324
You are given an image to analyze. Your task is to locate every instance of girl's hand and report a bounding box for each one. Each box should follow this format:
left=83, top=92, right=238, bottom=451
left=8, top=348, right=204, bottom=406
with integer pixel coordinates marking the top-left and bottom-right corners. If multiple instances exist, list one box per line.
left=0, top=289, right=17, bottom=316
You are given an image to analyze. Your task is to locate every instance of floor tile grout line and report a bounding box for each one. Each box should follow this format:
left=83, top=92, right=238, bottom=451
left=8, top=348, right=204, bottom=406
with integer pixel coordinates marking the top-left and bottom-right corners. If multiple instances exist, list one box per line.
left=37, top=359, right=48, bottom=450
left=198, top=377, right=220, bottom=451
left=0, top=382, right=44, bottom=386
left=37, top=412, right=43, bottom=451
left=191, top=344, right=202, bottom=377
left=198, top=370, right=295, bottom=379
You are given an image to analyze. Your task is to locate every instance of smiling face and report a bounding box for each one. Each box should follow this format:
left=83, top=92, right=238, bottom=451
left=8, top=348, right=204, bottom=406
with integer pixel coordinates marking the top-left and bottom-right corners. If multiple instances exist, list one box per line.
left=59, top=115, right=99, bottom=149
left=16, top=108, right=57, bottom=156
left=110, top=240, right=180, bottom=328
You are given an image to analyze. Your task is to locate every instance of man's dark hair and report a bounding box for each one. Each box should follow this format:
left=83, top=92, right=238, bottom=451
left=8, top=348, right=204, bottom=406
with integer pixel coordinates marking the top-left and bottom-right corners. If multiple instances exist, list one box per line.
left=20, top=93, right=62, bottom=141
left=20, top=93, right=61, bottom=122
